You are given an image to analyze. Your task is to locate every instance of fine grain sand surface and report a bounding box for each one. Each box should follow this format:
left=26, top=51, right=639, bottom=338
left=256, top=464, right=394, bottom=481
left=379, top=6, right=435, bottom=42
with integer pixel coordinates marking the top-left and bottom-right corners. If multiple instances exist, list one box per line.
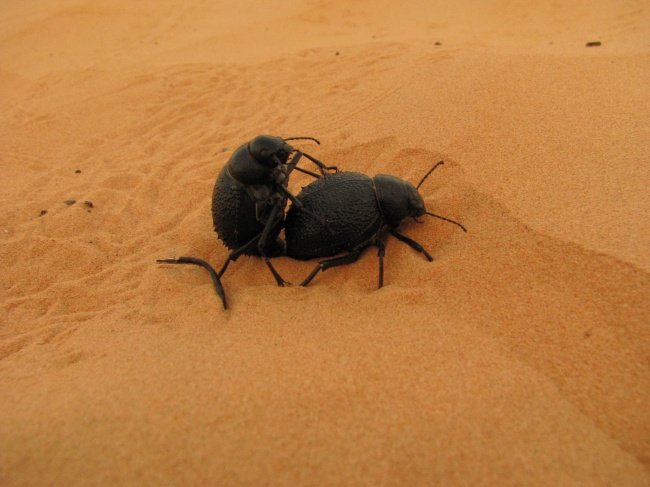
left=1, top=1, right=649, bottom=485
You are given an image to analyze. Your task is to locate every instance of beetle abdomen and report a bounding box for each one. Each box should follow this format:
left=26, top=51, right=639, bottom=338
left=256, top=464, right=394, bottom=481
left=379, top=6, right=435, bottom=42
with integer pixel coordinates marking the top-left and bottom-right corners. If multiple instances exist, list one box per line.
left=212, top=166, right=283, bottom=255
left=285, top=172, right=382, bottom=260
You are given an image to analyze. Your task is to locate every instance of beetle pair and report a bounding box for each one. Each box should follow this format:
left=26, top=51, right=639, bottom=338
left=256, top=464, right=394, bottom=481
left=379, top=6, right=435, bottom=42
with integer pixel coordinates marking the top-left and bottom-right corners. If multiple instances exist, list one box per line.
left=158, top=135, right=466, bottom=309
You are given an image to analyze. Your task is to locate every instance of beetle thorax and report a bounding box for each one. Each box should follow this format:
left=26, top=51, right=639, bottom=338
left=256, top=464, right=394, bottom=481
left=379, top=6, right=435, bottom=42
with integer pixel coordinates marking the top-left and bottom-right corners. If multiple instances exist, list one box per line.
left=373, top=174, right=426, bottom=227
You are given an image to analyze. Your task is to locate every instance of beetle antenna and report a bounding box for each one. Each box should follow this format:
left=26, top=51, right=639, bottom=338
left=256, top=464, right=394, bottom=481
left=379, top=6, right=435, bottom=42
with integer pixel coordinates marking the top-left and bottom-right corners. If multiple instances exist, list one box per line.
left=284, top=137, right=321, bottom=145
left=416, top=161, right=445, bottom=190
left=423, top=211, right=467, bottom=232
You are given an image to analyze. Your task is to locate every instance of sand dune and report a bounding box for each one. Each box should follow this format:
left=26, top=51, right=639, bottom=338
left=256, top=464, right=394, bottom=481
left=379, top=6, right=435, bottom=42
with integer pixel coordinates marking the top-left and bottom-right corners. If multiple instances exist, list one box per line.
left=1, top=1, right=649, bottom=485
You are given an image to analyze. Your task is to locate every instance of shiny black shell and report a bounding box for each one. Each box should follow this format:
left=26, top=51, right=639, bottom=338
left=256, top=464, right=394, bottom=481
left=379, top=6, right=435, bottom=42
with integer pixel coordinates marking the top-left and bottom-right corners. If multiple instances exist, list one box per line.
left=211, top=165, right=284, bottom=255
left=285, top=172, right=382, bottom=260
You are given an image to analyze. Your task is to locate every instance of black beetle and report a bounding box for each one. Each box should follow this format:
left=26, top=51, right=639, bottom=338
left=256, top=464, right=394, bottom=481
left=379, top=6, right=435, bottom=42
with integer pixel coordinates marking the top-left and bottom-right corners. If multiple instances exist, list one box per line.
left=284, top=161, right=466, bottom=287
left=158, top=135, right=336, bottom=309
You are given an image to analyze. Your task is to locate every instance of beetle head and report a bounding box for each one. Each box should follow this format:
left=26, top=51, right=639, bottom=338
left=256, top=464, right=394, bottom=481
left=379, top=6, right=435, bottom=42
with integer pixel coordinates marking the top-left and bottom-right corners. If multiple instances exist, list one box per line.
left=374, top=174, right=426, bottom=227
left=248, top=135, right=293, bottom=166
left=375, top=167, right=468, bottom=233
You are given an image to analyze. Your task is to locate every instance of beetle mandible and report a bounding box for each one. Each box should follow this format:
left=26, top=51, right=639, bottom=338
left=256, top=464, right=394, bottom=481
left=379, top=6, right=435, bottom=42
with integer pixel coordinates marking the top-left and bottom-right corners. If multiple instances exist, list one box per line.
left=284, top=161, right=467, bottom=287
left=158, top=135, right=336, bottom=309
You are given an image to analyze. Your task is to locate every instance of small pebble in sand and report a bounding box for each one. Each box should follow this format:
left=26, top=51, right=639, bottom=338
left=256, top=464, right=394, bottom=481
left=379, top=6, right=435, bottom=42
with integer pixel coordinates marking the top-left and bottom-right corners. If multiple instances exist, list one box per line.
left=63, top=199, right=76, bottom=205
left=586, top=41, right=601, bottom=47
left=75, top=169, right=81, bottom=173
left=39, top=210, right=48, bottom=217
left=84, top=201, right=94, bottom=209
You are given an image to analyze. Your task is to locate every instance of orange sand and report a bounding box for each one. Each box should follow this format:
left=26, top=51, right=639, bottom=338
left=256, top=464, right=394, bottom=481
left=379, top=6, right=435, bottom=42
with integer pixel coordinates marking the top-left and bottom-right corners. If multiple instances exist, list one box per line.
left=1, top=1, right=649, bottom=485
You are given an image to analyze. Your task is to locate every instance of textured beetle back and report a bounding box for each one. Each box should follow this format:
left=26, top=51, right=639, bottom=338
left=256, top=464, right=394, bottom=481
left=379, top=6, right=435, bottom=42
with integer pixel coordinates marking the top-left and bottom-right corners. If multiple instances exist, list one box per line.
left=285, top=172, right=382, bottom=260
left=212, top=165, right=283, bottom=255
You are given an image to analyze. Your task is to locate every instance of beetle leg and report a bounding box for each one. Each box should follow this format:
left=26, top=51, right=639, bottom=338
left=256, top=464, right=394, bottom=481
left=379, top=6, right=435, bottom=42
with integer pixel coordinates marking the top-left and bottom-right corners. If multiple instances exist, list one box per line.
left=218, top=234, right=262, bottom=277
left=376, top=239, right=385, bottom=288
left=389, top=229, right=433, bottom=261
left=300, top=251, right=363, bottom=286
left=216, top=203, right=287, bottom=286
left=301, top=152, right=338, bottom=175
left=257, top=200, right=289, bottom=286
left=157, top=257, right=227, bottom=310
left=293, top=166, right=322, bottom=179
left=299, top=243, right=375, bottom=287
left=285, top=151, right=303, bottom=177
left=285, top=150, right=336, bottom=178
